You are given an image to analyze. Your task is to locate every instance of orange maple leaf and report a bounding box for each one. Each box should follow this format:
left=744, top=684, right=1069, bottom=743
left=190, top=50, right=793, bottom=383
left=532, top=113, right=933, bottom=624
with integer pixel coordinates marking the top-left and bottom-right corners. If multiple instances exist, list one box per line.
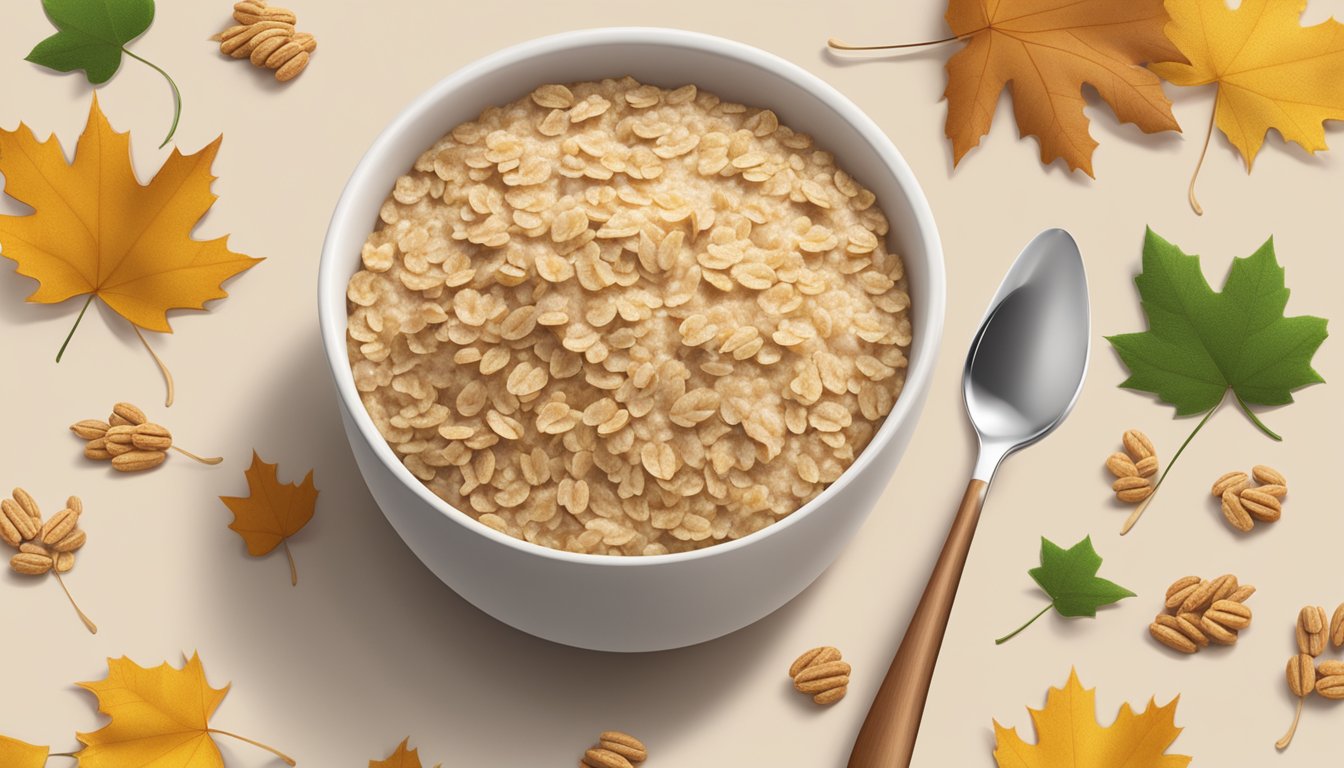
left=0, top=96, right=259, bottom=397
left=372, top=738, right=442, bottom=768
left=221, top=452, right=317, bottom=586
left=942, top=0, right=1185, bottom=176
left=993, top=669, right=1191, bottom=768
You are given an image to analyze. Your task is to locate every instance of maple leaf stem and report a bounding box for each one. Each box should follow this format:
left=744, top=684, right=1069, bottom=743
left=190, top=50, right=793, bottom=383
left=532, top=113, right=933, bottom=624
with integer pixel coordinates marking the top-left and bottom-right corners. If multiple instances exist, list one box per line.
left=55, top=295, right=95, bottom=363
left=121, top=48, right=182, bottom=149
left=283, top=539, right=298, bottom=586
left=206, top=729, right=296, bottom=765
left=132, top=325, right=176, bottom=407
left=827, top=34, right=965, bottom=51
left=1277, top=697, right=1304, bottom=749
left=1121, top=402, right=1220, bottom=535
left=48, top=752, right=78, bottom=760
left=1188, top=104, right=1216, bottom=216
left=51, top=571, right=97, bottom=634
left=994, top=603, right=1052, bottom=645
left=1234, top=392, right=1282, bottom=441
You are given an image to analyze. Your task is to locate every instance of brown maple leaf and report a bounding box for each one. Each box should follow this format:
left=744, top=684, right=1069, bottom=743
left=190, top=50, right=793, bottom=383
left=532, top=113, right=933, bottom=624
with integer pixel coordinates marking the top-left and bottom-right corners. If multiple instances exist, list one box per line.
left=221, top=452, right=317, bottom=586
left=831, top=0, right=1187, bottom=176
left=371, top=738, right=441, bottom=768
left=943, top=0, right=1185, bottom=176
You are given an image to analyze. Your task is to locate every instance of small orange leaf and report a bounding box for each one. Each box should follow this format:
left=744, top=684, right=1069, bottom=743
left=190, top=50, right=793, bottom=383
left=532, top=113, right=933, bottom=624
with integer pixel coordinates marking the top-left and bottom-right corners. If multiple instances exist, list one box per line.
left=944, top=0, right=1184, bottom=176
left=222, top=452, right=317, bottom=586
left=372, top=738, right=442, bottom=768
left=0, top=96, right=260, bottom=334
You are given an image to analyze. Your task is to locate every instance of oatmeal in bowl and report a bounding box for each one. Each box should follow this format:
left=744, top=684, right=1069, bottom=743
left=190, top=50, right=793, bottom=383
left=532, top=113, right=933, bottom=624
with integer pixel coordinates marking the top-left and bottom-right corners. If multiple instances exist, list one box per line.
left=320, top=27, right=942, bottom=650
left=346, top=77, right=912, bottom=556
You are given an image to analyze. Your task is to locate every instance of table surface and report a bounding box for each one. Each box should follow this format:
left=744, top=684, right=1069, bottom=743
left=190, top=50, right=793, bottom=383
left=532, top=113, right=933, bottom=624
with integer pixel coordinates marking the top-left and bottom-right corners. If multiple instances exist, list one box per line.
left=2, top=1, right=1342, bottom=765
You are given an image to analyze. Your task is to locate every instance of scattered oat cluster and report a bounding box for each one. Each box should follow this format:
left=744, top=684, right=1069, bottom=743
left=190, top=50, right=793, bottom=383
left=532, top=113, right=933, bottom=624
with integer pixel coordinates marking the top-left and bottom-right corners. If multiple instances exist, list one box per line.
left=347, top=78, right=911, bottom=555
left=1211, top=464, right=1287, bottom=533
left=1148, top=574, right=1255, bottom=654
left=1, top=488, right=97, bottom=633
left=213, top=1, right=316, bottom=82
left=1278, top=603, right=1344, bottom=748
left=71, top=402, right=221, bottom=472
left=788, top=645, right=851, bottom=705
left=578, top=731, right=647, bottom=768
left=1105, top=429, right=1160, bottom=503
left=2, top=488, right=86, bottom=575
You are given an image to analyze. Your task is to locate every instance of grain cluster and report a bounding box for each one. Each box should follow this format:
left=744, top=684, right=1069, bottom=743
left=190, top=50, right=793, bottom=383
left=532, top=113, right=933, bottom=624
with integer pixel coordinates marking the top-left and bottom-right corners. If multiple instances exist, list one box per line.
left=71, top=402, right=220, bottom=471
left=1105, top=429, right=1160, bottom=503
left=1277, top=603, right=1344, bottom=749
left=213, top=0, right=316, bottom=82
left=1148, top=573, right=1255, bottom=654
left=788, top=645, right=851, bottom=705
left=1211, top=464, right=1287, bottom=533
left=579, top=731, right=647, bottom=768
left=346, top=78, right=911, bottom=555
left=2, top=488, right=87, bottom=576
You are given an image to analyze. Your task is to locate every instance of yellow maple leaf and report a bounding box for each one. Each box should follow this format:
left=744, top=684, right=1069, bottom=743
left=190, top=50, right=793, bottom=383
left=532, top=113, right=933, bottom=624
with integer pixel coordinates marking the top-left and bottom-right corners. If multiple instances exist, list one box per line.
left=222, top=452, right=318, bottom=587
left=993, top=669, right=1191, bottom=768
left=942, top=0, right=1184, bottom=176
left=0, top=96, right=259, bottom=400
left=1150, top=0, right=1344, bottom=212
left=0, top=734, right=49, bottom=768
left=1153, top=0, right=1344, bottom=166
left=372, top=738, right=442, bottom=768
left=76, top=653, right=293, bottom=767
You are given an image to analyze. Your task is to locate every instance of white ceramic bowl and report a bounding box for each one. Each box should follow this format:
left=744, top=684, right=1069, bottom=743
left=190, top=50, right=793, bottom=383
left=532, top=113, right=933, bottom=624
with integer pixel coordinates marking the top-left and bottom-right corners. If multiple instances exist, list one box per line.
left=319, top=28, right=945, bottom=652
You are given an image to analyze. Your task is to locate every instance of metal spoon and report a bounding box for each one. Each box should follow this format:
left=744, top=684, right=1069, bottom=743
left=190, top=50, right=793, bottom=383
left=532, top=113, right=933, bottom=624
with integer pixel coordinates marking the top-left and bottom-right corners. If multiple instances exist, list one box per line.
left=847, top=228, right=1090, bottom=767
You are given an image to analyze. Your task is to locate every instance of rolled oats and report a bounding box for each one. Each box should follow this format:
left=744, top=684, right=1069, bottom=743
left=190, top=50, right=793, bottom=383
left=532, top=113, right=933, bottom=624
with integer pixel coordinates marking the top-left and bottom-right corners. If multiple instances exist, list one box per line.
left=347, top=77, right=909, bottom=554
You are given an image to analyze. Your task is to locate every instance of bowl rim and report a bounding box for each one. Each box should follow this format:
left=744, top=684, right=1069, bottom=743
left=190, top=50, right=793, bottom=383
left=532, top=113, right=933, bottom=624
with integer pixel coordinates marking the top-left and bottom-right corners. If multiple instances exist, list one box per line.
left=318, top=26, right=946, bottom=568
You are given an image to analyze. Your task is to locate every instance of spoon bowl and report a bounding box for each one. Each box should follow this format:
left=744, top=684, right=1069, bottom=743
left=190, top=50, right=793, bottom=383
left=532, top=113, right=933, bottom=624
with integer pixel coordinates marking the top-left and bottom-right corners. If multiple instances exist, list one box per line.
left=966, top=228, right=1090, bottom=474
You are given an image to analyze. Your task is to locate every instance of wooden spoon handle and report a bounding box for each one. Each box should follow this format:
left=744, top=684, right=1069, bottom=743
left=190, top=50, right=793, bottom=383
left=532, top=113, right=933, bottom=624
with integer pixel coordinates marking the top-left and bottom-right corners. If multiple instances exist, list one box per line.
left=847, top=478, right=988, bottom=767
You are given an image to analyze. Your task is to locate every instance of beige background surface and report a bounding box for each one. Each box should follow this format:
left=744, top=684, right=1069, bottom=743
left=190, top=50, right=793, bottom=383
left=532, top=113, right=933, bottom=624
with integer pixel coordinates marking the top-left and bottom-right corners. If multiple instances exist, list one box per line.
left=2, top=0, right=1343, bottom=765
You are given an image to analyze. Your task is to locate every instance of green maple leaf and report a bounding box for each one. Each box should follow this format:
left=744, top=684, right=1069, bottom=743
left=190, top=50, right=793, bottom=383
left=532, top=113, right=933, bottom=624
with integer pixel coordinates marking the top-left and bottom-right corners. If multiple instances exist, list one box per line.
left=995, top=536, right=1133, bottom=645
left=1028, top=537, right=1134, bottom=616
left=1105, top=229, right=1327, bottom=533
left=25, top=0, right=154, bottom=84
left=1108, top=228, right=1327, bottom=432
left=25, top=0, right=182, bottom=147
